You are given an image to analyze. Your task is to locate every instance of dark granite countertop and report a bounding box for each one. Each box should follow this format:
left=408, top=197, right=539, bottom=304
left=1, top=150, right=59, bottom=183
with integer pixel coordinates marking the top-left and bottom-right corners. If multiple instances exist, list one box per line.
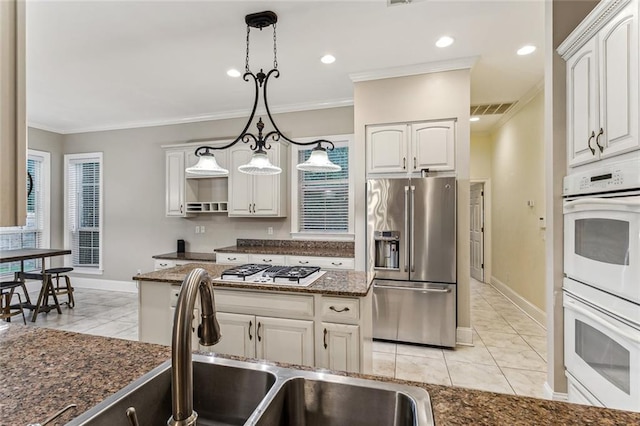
left=215, top=238, right=355, bottom=258
left=2, top=326, right=639, bottom=426
left=135, top=263, right=372, bottom=297
left=152, top=251, right=216, bottom=262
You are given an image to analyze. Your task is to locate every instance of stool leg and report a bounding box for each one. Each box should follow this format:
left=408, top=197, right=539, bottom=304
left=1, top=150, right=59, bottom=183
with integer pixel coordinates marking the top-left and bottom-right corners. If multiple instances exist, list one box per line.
left=65, top=275, right=75, bottom=308
left=47, top=275, right=62, bottom=314
left=15, top=293, right=26, bottom=325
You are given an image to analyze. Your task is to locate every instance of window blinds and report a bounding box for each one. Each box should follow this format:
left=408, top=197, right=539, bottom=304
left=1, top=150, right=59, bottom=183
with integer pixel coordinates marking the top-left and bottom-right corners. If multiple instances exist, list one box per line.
left=67, top=158, right=101, bottom=267
left=298, top=146, right=349, bottom=232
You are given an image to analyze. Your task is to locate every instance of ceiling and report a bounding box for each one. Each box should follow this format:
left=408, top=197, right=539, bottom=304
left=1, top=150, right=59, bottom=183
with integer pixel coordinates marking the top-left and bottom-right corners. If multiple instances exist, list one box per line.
left=27, top=1, right=544, bottom=134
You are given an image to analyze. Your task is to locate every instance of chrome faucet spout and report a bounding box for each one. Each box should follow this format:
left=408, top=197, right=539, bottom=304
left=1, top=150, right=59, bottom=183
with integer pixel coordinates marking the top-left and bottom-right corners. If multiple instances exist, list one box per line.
left=168, top=268, right=221, bottom=426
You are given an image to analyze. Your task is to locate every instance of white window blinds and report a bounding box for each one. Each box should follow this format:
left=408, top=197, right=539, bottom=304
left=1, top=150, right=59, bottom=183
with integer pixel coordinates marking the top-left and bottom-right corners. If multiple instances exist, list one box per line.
left=297, top=146, right=349, bottom=232
left=66, top=154, right=102, bottom=268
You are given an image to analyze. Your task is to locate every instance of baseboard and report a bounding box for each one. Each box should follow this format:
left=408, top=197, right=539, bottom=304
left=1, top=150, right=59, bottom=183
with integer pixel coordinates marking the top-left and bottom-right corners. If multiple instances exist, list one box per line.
left=71, top=277, right=138, bottom=293
left=456, top=327, right=473, bottom=346
left=544, top=382, right=568, bottom=401
left=490, top=276, right=546, bottom=327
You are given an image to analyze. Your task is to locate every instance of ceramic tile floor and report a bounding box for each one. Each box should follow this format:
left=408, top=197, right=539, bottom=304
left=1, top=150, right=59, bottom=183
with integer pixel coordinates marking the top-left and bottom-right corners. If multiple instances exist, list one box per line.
left=372, top=278, right=549, bottom=399
left=22, top=278, right=547, bottom=399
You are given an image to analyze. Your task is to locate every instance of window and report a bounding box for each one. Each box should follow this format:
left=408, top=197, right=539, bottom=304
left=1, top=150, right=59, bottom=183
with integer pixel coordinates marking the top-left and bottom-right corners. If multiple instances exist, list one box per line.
left=65, top=153, right=103, bottom=272
left=291, top=135, right=354, bottom=239
left=0, top=150, right=51, bottom=279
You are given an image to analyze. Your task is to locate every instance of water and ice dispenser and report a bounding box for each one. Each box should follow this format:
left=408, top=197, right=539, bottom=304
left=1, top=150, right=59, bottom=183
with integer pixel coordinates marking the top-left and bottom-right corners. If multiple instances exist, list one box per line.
left=374, top=231, right=400, bottom=269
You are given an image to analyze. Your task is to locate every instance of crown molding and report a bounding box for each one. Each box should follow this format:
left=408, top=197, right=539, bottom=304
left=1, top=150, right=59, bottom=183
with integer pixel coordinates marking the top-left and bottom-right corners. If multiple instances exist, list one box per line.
left=27, top=121, right=67, bottom=135
left=493, top=78, right=544, bottom=132
left=30, top=98, right=354, bottom=135
left=349, top=56, right=479, bottom=83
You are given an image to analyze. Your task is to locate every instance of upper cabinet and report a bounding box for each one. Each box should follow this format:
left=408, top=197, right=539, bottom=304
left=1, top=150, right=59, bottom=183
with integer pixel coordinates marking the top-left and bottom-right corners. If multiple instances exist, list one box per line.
left=0, top=0, right=26, bottom=226
left=165, top=150, right=186, bottom=217
left=228, top=143, right=288, bottom=217
left=559, top=0, right=639, bottom=168
left=366, top=120, right=456, bottom=176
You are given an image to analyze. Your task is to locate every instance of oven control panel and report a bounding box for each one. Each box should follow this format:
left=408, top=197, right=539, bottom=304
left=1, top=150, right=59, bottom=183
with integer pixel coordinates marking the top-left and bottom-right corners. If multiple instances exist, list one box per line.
left=563, top=158, right=640, bottom=196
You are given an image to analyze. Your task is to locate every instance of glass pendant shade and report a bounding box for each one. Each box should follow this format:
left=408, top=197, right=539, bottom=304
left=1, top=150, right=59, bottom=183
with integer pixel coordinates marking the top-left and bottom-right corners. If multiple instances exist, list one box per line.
left=296, top=148, right=341, bottom=172
left=238, top=152, right=282, bottom=175
left=185, top=153, right=229, bottom=176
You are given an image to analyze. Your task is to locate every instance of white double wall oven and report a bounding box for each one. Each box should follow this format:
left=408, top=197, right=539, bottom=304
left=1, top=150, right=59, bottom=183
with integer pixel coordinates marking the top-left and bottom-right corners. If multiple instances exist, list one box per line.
left=562, top=158, right=640, bottom=411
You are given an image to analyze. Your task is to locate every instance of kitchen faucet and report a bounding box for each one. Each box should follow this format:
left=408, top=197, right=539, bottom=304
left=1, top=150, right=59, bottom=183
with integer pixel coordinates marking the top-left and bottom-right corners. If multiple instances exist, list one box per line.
left=168, top=268, right=221, bottom=426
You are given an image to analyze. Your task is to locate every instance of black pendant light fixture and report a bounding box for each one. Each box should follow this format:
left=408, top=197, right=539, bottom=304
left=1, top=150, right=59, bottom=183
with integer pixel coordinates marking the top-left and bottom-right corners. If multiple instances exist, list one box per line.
left=186, top=11, right=341, bottom=176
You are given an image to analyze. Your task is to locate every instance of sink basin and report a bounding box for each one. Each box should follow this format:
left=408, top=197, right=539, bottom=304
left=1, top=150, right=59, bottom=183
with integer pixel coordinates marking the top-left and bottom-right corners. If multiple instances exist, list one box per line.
left=69, top=354, right=433, bottom=426
left=255, top=377, right=430, bottom=426
left=67, top=355, right=277, bottom=426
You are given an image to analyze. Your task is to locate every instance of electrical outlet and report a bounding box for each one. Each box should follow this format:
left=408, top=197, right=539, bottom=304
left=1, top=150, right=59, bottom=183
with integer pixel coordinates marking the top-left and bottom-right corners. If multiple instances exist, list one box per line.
left=201, top=225, right=206, bottom=233
left=267, top=226, right=273, bottom=235
left=195, top=226, right=200, bottom=234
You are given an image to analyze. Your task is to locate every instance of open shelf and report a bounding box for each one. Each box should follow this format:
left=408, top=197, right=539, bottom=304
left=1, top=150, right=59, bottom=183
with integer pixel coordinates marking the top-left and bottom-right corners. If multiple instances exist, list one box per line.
left=186, top=201, right=228, bottom=213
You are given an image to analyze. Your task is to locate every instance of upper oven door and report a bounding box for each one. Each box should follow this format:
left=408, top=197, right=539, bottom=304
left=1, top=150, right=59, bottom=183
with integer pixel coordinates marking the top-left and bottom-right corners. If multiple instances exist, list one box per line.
left=564, top=196, right=640, bottom=304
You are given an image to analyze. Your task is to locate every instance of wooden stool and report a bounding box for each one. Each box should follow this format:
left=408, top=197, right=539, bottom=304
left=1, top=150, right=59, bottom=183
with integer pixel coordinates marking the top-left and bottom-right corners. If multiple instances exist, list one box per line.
left=0, top=281, right=27, bottom=325
left=45, top=267, right=75, bottom=308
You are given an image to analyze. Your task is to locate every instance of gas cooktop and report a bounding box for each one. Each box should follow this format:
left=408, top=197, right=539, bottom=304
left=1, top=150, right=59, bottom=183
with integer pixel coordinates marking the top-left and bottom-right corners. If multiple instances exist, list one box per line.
left=216, top=264, right=325, bottom=286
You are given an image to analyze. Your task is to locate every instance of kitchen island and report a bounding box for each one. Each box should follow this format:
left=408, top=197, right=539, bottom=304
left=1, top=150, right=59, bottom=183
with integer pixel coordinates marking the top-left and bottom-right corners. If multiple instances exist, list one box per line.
left=135, top=263, right=374, bottom=373
left=2, top=325, right=639, bottom=425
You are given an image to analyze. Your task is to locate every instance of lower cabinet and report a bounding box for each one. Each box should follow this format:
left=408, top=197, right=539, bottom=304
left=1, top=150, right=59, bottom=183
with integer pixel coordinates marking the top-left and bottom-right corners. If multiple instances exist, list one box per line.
left=320, top=322, right=360, bottom=373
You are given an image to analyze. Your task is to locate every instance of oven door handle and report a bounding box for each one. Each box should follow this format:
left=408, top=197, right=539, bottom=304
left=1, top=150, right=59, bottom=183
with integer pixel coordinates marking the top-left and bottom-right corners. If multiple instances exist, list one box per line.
left=564, top=198, right=640, bottom=209
left=564, top=298, right=640, bottom=344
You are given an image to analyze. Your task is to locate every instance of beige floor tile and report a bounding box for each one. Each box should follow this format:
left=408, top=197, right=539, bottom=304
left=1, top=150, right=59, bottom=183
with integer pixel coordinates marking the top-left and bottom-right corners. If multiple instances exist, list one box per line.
left=502, top=367, right=548, bottom=399
left=508, top=319, right=546, bottom=337
left=373, top=341, right=397, bottom=354
left=473, top=319, right=518, bottom=335
left=396, top=344, right=444, bottom=360
left=372, top=351, right=396, bottom=378
left=447, top=361, right=514, bottom=394
left=395, top=354, right=451, bottom=386
left=443, top=344, right=496, bottom=366
left=486, top=346, right=547, bottom=372
left=84, top=320, right=138, bottom=338
left=521, top=334, right=547, bottom=360
left=56, top=316, right=113, bottom=333
left=476, top=331, right=530, bottom=349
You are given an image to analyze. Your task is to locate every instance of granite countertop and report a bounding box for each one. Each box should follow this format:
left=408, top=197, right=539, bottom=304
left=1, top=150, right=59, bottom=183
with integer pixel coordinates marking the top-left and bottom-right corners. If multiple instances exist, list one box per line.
left=152, top=251, right=216, bottom=262
left=135, top=263, right=372, bottom=297
left=215, top=238, right=355, bottom=258
left=3, top=326, right=639, bottom=426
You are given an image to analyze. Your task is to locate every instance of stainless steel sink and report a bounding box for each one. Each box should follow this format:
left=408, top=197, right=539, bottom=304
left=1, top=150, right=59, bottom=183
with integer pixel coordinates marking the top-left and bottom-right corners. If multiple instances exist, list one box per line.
left=68, top=353, right=434, bottom=426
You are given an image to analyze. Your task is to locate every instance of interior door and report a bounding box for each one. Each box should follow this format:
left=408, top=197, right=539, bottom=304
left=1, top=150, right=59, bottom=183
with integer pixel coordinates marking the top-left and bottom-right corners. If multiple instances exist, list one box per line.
left=470, top=183, right=484, bottom=282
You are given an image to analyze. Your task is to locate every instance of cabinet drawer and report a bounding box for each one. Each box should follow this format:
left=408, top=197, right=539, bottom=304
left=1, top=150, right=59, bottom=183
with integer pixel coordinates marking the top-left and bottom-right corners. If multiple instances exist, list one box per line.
left=216, top=253, right=249, bottom=264
left=249, top=254, right=286, bottom=265
left=321, top=296, right=359, bottom=321
left=287, top=256, right=354, bottom=270
left=154, top=259, right=176, bottom=270
left=216, top=289, right=314, bottom=318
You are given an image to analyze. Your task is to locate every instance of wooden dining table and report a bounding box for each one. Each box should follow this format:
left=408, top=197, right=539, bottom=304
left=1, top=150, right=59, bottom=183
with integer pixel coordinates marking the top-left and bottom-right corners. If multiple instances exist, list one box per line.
left=0, top=248, right=72, bottom=322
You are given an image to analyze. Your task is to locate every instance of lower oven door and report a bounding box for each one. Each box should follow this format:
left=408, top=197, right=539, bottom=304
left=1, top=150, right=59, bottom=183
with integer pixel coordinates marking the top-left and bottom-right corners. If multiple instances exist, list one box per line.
left=563, top=291, right=640, bottom=411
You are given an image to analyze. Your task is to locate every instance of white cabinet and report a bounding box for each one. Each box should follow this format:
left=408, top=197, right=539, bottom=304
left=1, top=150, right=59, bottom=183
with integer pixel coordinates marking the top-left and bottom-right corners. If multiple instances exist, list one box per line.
left=215, top=253, right=249, bottom=265
left=248, top=253, right=287, bottom=265
left=166, top=150, right=187, bottom=217
left=0, top=0, right=26, bottom=227
left=560, top=0, right=639, bottom=168
left=228, top=144, right=288, bottom=217
left=320, top=322, right=360, bottom=373
left=214, top=312, right=256, bottom=358
left=366, top=120, right=456, bottom=175
left=216, top=253, right=355, bottom=270
left=153, top=258, right=215, bottom=271
left=256, top=316, right=315, bottom=366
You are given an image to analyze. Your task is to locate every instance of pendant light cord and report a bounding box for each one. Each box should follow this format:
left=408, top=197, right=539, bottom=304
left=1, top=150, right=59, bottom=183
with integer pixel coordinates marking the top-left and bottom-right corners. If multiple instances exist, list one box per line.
left=245, top=25, right=251, bottom=73
left=273, top=23, right=278, bottom=70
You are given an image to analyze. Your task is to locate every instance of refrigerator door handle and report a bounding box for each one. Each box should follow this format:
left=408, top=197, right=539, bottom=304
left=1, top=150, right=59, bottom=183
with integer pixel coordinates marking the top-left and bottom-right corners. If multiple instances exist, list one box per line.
left=374, top=283, right=452, bottom=293
left=410, top=185, right=415, bottom=273
left=404, top=185, right=409, bottom=273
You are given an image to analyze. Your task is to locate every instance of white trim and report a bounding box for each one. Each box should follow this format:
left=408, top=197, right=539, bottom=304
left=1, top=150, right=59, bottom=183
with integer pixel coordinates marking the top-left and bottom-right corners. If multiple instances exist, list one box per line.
left=71, top=267, right=104, bottom=276
left=456, top=327, right=474, bottom=346
left=28, top=149, right=51, bottom=249
left=70, top=277, right=138, bottom=293
left=490, top=276, right=547, bottom=327
left=290, top=134, right=355, bottom=238
left=544, top=382, right=569, bottom=401
left=493, top=79, right=544, bottom=132
left=27, top=121, right=67, bottom=135
left=349, top=56, right=478, bottom=82
left=30, top=98, right=354, bottom=135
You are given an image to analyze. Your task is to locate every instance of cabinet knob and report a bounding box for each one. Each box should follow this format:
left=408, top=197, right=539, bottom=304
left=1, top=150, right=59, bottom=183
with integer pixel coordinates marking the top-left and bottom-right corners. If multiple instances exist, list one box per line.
left=413, top=157, right=417, bottom=169
left=299, top=260, right=309, bottom=265
left=323, top=328, right=328, bottom=349
left=331, top=262, right=342, bottom=266
left=403, top=157, right=406, bottom=170
left=595, top=128, right=604, bottom=153
left=329, top=306, right=350, bottom=313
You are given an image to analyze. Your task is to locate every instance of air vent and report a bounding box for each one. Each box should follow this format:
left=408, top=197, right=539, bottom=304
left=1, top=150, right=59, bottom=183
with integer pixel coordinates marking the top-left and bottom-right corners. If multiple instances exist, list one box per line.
left=470, top=102, right=515, bottom=116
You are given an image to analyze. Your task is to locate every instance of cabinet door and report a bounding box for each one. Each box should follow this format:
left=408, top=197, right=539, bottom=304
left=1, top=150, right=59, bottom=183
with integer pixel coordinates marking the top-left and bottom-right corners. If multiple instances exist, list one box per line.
left=253, top=146, right=281, bottom=216
left=166, top=150, right=186, bottom=216
left=566, top=38, right=599, bottom=167
left=256, top=317, right=314, bottom=366
left=366, top=124, right=408, bottom=174
left=228, top=147, right=253, bottom=216
left=598, top=3, right=639, bottom=159
left=212, top=312, right=256, bottom=358
left=411, top=120, right=455, bottom=171
left=320, top=323, right=360, bottom=372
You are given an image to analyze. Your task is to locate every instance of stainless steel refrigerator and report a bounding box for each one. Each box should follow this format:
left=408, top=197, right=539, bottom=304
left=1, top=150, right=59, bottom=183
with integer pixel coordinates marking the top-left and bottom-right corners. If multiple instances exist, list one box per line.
left=368, top=176, right=457, bottom=347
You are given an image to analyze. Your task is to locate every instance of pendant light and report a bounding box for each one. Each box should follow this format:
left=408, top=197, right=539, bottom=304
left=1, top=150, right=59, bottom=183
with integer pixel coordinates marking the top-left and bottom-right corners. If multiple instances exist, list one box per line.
left=188, top=11, right=341, bottom=176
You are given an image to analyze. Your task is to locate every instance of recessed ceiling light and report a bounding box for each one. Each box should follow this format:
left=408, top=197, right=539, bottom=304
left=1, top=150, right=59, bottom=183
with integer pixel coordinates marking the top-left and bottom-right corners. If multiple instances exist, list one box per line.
left=435, top=36, right=454, bottom=48
left=470, top=117, right=480, bottom=122
left=226, top=69, right=241, bottom=78
left=517, top=45, right=536, bottom=56
left=321, top=54, right=336, bottom=64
